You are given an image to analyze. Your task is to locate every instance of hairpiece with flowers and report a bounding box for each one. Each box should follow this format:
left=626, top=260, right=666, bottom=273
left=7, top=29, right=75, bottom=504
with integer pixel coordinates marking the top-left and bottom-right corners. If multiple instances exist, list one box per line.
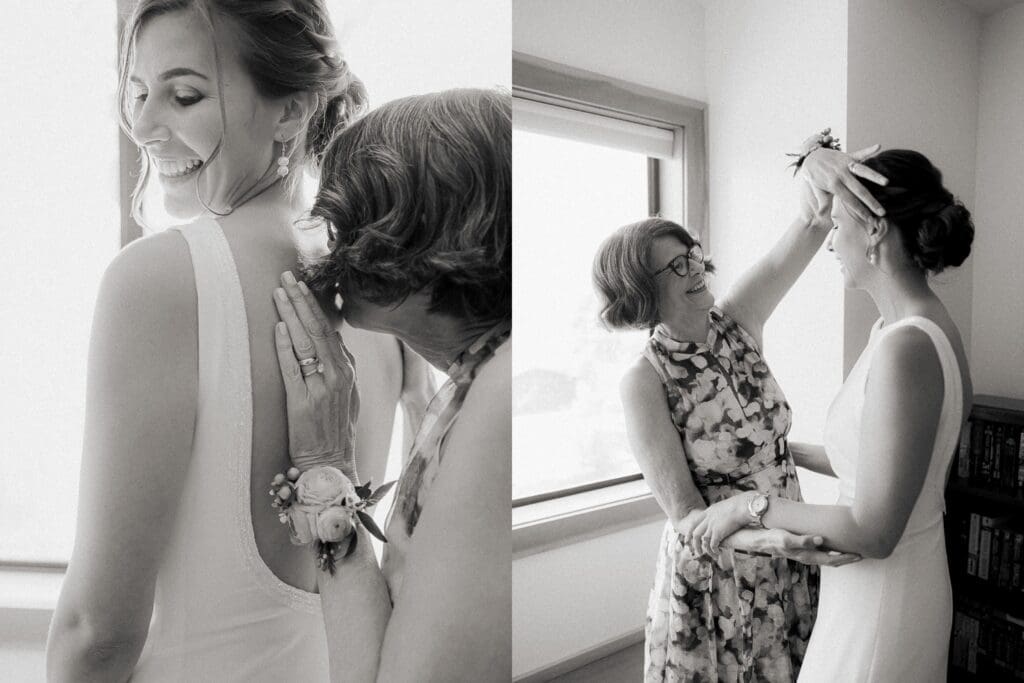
left=270, top=465, right=395, bottom=575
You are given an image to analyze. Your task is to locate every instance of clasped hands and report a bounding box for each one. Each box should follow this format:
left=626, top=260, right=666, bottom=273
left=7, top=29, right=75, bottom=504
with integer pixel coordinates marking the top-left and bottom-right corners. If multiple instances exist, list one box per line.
left=678, top=493, right=860, bottom=567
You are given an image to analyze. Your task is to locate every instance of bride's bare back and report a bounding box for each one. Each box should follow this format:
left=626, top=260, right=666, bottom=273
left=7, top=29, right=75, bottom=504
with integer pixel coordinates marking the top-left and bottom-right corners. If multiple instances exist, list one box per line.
left=222, top=219, right=402, bottom=593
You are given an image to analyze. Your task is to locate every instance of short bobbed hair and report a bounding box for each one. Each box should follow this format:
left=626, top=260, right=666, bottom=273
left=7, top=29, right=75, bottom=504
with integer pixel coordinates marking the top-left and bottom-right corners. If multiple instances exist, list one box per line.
left=302, top=88, right=511, bottom=324
left=593, top=218, right=705, bottom=330
left=860, top=150, right=973, bottom=274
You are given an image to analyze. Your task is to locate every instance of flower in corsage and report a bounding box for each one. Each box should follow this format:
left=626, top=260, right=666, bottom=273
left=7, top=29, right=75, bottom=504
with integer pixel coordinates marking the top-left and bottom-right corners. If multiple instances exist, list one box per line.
left=269, top=465, right=395, bottom=575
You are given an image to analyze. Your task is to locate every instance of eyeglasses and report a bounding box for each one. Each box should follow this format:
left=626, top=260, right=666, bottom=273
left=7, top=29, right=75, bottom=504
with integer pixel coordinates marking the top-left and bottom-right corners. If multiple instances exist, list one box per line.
left=652, top=245, right=705, bottom=278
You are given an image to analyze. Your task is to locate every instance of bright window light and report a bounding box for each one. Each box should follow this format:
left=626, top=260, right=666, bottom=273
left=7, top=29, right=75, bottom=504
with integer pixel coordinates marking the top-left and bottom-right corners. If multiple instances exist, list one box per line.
left=512, top=125, right=654, bottom=501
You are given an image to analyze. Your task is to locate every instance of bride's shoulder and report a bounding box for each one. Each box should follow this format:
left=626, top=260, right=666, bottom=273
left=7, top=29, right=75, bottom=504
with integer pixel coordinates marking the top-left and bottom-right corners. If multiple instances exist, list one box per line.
left=102, top=230, right=195, bottom=311
left=94, top=231, right=197, bottom=347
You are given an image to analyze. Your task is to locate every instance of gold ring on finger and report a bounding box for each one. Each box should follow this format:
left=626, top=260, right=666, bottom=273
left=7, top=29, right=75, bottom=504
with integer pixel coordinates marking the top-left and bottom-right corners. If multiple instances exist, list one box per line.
left=300, top=362, right=324, bottom=377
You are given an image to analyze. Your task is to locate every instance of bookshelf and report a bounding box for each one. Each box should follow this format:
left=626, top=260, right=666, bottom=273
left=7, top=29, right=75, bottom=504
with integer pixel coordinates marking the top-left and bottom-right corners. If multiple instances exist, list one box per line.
left=946, top=394, right=1024, bottom=680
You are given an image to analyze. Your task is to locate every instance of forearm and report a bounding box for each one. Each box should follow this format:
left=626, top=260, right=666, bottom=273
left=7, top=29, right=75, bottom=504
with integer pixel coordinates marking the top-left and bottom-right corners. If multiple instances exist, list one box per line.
left=316, top=529, right=392, bottom=683
left=762, top=497, right=888, bottom=558
left=644, top=465, right=707, bottom=530
left=789, top=441, right=836, bottom=477
left=719, top=527, right=774, bottom=555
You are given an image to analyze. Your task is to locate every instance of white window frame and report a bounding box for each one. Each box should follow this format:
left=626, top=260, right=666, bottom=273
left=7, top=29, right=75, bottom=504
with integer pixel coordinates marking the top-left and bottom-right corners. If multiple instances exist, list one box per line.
left=512, top=52, right=708, bottom=556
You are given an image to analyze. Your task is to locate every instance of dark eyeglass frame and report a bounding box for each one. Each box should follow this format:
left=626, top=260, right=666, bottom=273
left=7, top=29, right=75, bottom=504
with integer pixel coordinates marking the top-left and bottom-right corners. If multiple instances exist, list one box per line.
left=652, top=244, right=705, bottom=278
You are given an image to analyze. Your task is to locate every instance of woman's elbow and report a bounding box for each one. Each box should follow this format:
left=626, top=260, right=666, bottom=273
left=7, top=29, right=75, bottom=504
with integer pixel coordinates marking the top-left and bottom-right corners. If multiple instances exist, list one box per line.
left=856, top=528, right=901, bottom=559
left=47, top=607, right=145, bottom=680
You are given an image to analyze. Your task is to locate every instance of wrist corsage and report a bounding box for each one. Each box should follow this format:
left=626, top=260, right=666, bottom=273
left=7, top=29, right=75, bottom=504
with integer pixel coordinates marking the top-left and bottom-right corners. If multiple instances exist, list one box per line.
left=269, top=466, right=395, bottom=575
left=786, top=127, right=842, bottom=175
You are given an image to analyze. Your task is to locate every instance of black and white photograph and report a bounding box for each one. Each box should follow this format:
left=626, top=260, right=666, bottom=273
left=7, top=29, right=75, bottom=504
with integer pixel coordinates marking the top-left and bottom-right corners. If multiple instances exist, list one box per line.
left=1, top=0, right=510, bottom=680
left=3, top=0, right=1024, bottom=682
left=510, top=1, right=1023, bottom=682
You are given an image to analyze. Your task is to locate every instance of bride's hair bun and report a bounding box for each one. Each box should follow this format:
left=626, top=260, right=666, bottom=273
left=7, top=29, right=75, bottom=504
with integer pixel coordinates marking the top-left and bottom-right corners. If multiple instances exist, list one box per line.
left=914, top=201, right=973, bottom=273
left=861, top=150, right=974, bottom=274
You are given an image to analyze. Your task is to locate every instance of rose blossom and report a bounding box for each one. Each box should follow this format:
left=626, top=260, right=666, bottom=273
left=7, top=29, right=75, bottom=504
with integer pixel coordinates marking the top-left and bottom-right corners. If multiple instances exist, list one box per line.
left=316, top=508, right=355, bottom=543
left=294, top=466, right=356, bottom=507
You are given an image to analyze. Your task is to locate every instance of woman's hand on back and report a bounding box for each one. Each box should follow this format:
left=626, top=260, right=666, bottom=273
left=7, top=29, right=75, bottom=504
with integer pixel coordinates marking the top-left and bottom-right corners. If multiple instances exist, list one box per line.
left=800, top=144, right=889, bottom=222
left=273, top=271, right=360, bottom=480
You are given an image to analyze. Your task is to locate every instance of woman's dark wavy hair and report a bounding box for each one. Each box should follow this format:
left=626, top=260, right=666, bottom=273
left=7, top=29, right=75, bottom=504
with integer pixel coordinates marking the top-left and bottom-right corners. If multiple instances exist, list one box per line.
left=860, top=150, right=973, bottom=274
left=117, top=0, right=368, bottom=222
left=593, top=218, right=710, bottom=330
left=302, top=88, right=511, bottom=323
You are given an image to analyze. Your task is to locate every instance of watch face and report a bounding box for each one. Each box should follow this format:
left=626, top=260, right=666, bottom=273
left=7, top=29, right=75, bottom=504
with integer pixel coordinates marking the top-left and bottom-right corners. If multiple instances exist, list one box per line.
left=751, top=495, right=768, bottom=515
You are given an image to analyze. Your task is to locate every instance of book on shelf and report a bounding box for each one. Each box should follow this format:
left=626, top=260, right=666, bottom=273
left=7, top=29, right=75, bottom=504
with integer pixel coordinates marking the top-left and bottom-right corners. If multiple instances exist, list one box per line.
left=953, top=417, right=1024, bottom=492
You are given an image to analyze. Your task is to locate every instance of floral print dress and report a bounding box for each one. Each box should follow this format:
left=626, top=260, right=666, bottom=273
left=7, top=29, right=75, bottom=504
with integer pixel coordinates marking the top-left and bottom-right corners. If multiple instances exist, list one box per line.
left=642, top=307, right=817, bottom=683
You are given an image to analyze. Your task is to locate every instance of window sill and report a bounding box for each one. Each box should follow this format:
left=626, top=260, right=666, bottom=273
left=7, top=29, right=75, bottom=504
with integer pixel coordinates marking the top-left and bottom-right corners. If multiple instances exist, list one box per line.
left=0, top=566, right=62, bottom=642
left=512, top=479, right=664, bottom=558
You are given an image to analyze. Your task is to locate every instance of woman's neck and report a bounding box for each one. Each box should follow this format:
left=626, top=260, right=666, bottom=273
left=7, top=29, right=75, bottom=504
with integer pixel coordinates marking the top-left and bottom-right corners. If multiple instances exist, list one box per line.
left=215, top=179, right=307, bottom=246
left=395, top=315, right=506, bottom=372
left=657, top=301, right=713, bottom=343
left=864, top=266, right=936, bottom=326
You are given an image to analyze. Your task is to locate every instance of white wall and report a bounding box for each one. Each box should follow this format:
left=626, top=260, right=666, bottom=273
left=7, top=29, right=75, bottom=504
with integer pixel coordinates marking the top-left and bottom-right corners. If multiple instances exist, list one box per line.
left=511, top=1, right=709, bottom=677
left=845, top=0, right=981, bottom=373
left=971, top=2, right=1024, bottom=399
left=513, top=0, right=707, bottom=101
left=512, top=521, right=663, bottom=677
left=703, top=0, right=848, bottom=505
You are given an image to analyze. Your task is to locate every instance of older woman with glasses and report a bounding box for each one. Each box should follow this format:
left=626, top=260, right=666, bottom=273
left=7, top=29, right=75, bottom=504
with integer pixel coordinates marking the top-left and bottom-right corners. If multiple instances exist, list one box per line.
left=592, top=138, right=887, bottom=682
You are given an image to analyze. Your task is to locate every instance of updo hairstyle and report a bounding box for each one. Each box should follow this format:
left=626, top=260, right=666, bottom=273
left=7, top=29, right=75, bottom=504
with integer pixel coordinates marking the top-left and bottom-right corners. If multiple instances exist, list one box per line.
left=861, top=150, right=973, bottom=274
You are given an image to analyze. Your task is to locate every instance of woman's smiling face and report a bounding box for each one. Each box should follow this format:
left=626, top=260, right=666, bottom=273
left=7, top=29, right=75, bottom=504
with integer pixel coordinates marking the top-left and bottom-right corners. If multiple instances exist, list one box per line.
left=648, top=234, right=715, bottom=314
left=127, top=8, right=283, bottom=220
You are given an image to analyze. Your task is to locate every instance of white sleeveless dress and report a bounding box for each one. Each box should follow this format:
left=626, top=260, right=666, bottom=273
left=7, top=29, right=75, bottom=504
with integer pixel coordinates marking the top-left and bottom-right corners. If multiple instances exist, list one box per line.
left=132, top=220, right=330, bottom=681
left=797, top=317, right=965, bottom=682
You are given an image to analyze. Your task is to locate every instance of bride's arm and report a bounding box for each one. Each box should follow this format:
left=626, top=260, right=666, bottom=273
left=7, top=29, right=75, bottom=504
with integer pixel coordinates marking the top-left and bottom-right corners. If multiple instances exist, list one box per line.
left=736, top=328, right=944, bottom=560
left=47, top=233, right=197, bottom=682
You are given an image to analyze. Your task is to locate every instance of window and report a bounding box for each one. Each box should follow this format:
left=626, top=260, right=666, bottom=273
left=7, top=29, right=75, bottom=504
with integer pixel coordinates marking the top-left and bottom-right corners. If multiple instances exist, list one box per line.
left=511, top=53, right=706, bottom=510
left=512, top=112, right=657, bottom=502
left=0, top=4, right=120, bottom=566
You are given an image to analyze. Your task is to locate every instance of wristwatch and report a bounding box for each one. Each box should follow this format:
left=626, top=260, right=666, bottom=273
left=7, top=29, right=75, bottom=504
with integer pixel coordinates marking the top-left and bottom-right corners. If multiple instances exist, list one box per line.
left=747, top=493, right=770, bottom=528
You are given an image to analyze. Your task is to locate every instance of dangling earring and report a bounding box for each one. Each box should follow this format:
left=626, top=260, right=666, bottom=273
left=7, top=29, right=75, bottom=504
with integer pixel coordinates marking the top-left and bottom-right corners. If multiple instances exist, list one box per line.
left=866, top=245, right=878, bottom=265
left=276, top=139, right=290, bottom=178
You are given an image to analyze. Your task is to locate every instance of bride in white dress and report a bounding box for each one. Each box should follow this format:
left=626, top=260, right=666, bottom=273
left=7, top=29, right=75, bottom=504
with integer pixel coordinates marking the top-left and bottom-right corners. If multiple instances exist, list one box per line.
left=791, top=149, right=974, bottom=682
left=687, top=148, right=974, bottom=682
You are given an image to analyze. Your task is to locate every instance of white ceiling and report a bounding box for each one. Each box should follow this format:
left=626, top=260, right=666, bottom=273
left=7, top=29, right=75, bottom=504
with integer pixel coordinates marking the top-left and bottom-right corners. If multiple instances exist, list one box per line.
left=957, top=0, right=1024, bottom=15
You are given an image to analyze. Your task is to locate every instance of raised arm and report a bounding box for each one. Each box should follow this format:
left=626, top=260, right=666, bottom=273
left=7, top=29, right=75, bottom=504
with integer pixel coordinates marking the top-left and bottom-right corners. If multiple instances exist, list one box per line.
left=720, top=145, right=887, bottom=348
left=47, top=233, right=197, bottom=682
left=619, top=358, right=707, bottom=534
left=757, top=327, right=944, bottom=558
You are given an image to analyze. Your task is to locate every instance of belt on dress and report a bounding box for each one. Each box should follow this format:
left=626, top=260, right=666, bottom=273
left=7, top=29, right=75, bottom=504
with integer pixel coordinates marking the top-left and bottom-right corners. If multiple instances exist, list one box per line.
left=697, top=436, right=789, bottom=488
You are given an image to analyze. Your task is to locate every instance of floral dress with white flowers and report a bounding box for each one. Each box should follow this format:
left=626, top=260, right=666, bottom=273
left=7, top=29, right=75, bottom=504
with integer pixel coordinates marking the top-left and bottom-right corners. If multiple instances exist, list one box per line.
left=642, top=307, right=817, bottom=683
